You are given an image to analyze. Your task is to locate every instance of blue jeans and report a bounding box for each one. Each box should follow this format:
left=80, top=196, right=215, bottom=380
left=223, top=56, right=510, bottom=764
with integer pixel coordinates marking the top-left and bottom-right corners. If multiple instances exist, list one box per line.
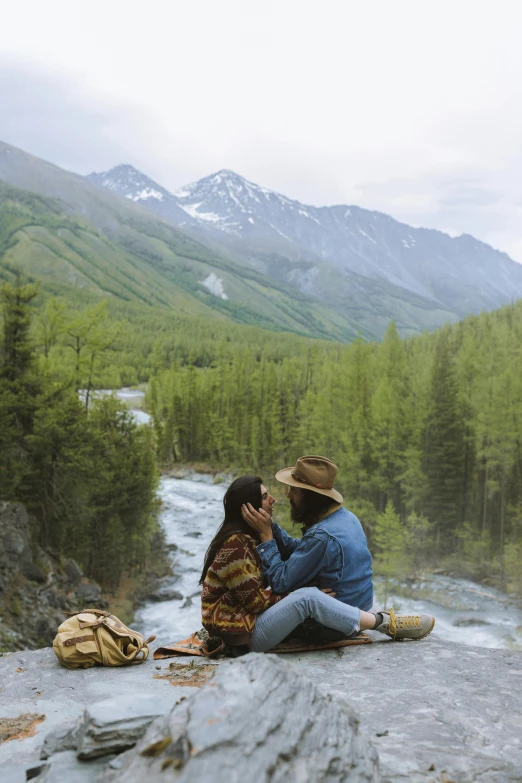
left=250, top=587, right=361, bottom=653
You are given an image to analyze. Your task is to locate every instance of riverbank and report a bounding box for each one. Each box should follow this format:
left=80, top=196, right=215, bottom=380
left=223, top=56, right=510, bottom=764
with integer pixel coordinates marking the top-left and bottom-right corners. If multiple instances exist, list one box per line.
left=100, top=544, right=172, bottom=627
left=0, top=499, right=172, bottom=652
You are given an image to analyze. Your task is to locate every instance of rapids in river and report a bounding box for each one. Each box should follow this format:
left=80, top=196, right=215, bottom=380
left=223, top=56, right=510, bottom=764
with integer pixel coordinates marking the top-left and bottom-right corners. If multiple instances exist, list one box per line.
left=135, top=475, right=522, bottom=651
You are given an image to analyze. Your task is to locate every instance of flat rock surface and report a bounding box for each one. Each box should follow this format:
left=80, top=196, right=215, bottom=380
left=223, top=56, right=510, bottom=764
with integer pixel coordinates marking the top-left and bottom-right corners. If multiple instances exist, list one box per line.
left=287, top=634, right=522, bottom=782
left=0, top=638, right=521, bottom=782
left=0, top=649, right=197, bottom=783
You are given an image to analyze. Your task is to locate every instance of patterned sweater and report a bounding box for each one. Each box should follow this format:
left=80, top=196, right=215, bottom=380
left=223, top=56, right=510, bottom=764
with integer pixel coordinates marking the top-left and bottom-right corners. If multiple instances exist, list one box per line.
left=201, top=532, right=282, bottom=645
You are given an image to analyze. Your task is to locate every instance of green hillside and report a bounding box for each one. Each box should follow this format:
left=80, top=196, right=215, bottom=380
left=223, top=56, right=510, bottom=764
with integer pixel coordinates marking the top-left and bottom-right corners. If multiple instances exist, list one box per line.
left=0, top=141, right=468, bottom=340
left=0, top=150, right=365, bottom=341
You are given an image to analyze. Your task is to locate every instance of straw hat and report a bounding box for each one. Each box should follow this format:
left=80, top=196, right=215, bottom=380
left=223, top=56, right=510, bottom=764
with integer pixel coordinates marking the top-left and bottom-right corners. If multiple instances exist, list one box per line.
left=275, top=455, right=343, bottom=504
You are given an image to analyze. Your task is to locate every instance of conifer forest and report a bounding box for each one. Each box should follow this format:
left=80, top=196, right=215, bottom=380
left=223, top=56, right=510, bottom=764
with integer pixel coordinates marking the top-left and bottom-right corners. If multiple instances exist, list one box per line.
left=1, top=278, right=522, bottom=595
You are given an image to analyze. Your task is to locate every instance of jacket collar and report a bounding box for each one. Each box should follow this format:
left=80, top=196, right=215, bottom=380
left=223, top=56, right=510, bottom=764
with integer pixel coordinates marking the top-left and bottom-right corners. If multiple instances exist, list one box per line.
left=317, top=502, right=342, bottom=522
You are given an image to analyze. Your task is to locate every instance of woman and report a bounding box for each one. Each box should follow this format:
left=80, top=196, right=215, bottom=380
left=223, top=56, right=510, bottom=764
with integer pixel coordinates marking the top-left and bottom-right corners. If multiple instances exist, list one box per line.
left=201, top=475, right=378, bottom=653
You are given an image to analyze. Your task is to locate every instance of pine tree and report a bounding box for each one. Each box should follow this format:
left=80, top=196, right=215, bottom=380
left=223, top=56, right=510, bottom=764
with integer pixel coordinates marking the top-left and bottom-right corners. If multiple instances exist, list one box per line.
left=373, top=501, right=408, bottom=607
left=423, top=335, right=466, bottom=550
left=0, top=279, right=41, bottom=498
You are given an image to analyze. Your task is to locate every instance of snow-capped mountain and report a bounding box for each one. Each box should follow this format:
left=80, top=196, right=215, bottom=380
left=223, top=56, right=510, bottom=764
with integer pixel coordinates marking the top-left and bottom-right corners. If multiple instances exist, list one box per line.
left=88, top=165, right=199, bottom=228
left=88, top=165, right=522, bottom=324
left=173, top=169, right=303, bottom=240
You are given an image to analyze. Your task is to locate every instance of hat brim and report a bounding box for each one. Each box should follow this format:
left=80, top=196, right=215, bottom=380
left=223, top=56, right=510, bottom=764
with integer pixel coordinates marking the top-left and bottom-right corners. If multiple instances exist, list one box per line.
left=275, top=466, right=343, bottom=504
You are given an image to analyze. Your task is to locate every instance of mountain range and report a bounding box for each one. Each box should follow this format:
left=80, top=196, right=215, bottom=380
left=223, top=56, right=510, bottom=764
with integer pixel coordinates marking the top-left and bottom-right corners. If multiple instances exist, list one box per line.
left=0, top=142, right=355, bottom=340
left=2, top=139, right=522, bottom=341
left=89, top=165, right=522, bottom=325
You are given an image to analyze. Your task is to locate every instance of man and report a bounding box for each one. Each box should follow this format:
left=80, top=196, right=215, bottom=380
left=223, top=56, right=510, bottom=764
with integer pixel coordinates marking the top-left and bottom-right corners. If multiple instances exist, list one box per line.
left=242, top=455, right=435, bottom=641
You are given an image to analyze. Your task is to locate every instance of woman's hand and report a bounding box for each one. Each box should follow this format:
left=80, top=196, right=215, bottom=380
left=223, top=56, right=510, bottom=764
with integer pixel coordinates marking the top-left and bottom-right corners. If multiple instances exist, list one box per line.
left=320, top=588, right=336, bottom=597
left=241, top=503, right=273, bottom=542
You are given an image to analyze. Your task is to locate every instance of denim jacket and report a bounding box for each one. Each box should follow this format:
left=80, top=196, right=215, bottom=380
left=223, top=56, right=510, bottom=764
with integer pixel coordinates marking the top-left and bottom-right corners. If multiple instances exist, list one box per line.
left=257, top=506, right=374, bottom=611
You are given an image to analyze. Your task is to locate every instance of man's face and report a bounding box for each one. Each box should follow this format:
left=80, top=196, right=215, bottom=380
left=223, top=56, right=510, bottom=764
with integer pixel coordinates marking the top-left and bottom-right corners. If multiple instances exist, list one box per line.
left=287, top=485, right=304, bottom=519
left=260, top=484, right=275, bottom=517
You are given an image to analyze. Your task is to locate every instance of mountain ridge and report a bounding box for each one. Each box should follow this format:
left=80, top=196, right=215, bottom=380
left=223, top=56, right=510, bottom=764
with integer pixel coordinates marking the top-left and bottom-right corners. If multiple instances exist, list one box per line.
left=2, top=139, right=520, bottom=340
left=0, top=143, right=372, bottom=340
left=88, top=163, right=522, bottom=321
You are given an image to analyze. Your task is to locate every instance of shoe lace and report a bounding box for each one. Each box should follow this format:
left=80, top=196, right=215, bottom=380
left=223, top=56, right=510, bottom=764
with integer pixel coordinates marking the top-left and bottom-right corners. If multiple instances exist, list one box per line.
left=387, top=609, right=421, bottom=638
left=388, top=608, right=397, bottom=638
left=397, top=613, right=421, bottom=630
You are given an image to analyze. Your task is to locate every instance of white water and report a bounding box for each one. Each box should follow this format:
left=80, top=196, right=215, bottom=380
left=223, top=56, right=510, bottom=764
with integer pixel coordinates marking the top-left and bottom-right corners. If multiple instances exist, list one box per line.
left=134, top=476, right=224, bottom=642
left=134, top=475, right=522, bottom=650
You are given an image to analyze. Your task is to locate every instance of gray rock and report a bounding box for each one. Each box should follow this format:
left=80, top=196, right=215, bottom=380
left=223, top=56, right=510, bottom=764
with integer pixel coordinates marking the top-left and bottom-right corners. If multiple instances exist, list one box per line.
left=0, top=648, right=186, bottom=780
left=98, top=653, right=380, bottom=783
left=140, top=575, right=183, bottom=603
left=0, top=502, right=106, bottom=649
left=453, top=617, right=491, bottom=627
left=290, top=635, right=522, bottom=782
left=74, top=582, right=104, bottom=605
left=29, top=750, right=110, bottom=783
left=76, top=694, right=174, bottom=759
left=1, top=640, right=521, bottom=783
left=40, top=722, right=81, bottom=759
left=39, top=694, right=178, bottom=763
left=145, top=588, right=183, bottom=603
left=64, top=559, right=83, bottom=588
left=20, top=561, right=47, bottom=584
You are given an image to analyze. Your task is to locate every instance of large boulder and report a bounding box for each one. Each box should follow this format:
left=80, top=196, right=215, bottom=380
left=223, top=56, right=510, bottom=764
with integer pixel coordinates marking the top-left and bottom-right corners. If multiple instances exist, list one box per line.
left=96, top=654, right=379, bottom=783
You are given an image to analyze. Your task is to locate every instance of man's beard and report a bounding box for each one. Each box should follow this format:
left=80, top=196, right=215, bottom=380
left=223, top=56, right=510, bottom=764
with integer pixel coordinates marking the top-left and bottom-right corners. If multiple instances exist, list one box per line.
left=290, top=499, right=308, bottom=527
left=289, top=495, right=331, bottom=531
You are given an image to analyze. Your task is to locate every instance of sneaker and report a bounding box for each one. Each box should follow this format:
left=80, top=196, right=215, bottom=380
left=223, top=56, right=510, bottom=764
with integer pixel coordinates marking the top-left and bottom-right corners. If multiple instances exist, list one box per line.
left=374, top=608, right=435, bottom=641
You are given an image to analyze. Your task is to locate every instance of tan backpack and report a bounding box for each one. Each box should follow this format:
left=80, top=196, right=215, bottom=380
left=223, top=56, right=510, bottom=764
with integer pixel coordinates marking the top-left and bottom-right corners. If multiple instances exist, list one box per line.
left=53, top=608, right=156, bottom=669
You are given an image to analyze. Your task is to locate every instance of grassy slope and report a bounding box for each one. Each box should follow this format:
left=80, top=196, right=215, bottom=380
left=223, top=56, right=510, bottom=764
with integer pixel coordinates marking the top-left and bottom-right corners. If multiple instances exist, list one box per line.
left=0, top=141, right=462, bottom=340
left=0, top=180, right=358, bottom=340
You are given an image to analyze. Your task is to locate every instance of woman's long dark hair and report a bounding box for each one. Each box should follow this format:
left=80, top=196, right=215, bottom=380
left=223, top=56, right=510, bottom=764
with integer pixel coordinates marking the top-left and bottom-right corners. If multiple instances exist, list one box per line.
left=199, top=475, right=263, bottom=584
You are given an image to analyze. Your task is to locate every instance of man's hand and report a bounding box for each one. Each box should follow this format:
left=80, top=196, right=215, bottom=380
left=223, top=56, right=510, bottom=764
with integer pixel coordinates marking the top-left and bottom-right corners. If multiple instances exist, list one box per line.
left=241, top=503, right=273, bottom=542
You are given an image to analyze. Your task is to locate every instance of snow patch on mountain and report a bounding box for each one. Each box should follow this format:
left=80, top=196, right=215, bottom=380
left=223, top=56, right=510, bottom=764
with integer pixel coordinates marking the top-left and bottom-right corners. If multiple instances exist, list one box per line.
left=181, top=202, right=221, bottom=223
left=126, top=187, right=164, bottom=202
left=202, top=273, right=228, bottom=300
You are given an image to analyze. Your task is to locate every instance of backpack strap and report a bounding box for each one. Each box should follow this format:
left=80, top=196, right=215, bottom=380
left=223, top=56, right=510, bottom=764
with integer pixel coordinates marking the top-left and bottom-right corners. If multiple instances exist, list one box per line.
left=128, top=646, right=150, bottom=664
left=63, top=634, right=96, bottom=647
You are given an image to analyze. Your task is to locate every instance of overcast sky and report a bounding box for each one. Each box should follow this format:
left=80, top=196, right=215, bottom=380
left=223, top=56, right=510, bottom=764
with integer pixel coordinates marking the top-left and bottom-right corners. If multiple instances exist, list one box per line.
left=2, top=1, right=522, bottom=260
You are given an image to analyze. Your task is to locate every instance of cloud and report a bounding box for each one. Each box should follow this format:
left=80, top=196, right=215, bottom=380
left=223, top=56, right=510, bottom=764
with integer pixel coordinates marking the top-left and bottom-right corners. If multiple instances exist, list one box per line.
left=438, top=180, right=502, bottom=209
left=0, top=59, right=130, bottom=173
left=2, top=0, right=522, bottom=265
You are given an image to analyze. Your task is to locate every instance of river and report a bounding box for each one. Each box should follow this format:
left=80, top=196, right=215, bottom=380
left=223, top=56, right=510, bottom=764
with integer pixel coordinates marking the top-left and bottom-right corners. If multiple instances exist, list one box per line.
left=80, top=387, right=151, bottom=425
left=134, top=474, right=522, bottom=651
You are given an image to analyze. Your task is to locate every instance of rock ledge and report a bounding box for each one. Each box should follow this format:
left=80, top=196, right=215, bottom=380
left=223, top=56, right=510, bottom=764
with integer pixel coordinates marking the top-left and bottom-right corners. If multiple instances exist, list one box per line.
left=0, top=637, right=521, bottom=783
